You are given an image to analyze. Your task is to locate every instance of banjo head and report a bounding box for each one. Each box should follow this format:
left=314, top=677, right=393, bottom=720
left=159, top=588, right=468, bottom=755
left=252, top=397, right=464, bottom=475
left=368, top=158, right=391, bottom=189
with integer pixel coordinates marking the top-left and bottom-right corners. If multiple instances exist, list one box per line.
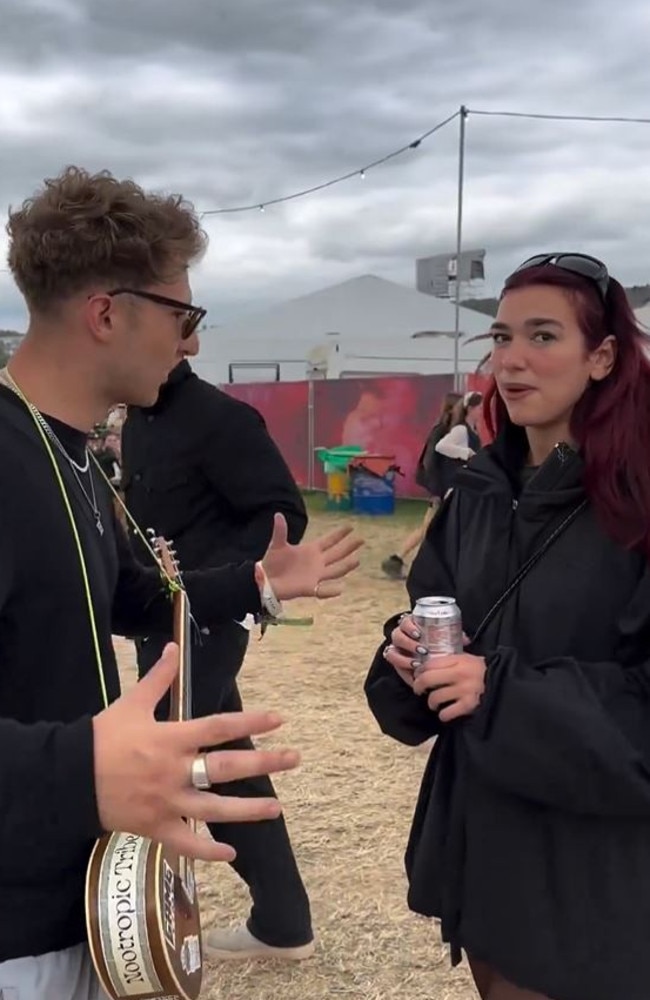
left=86, top=831, right=203, bottom=1000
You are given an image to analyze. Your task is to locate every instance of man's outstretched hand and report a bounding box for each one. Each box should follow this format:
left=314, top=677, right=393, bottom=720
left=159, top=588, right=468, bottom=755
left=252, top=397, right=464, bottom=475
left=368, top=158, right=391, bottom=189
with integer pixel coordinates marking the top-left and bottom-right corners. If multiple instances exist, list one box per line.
left=93, top=643, right=300, bottom=861
left=261, top=513, right=363, bottom=600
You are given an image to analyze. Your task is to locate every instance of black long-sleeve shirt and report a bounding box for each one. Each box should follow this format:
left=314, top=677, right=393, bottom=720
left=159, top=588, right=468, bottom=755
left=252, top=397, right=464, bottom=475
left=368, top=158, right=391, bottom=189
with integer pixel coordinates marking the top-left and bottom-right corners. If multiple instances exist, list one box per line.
left=0, top=385, right=263, bottom=962
left=121, top=361, right=308, bottom=571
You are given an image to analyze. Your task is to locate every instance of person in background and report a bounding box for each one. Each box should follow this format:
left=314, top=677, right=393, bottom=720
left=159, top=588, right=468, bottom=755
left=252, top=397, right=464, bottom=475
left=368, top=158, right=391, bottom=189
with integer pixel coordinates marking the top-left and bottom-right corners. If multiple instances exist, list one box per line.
left=434, top=390, right=483, bottom=464
left=106, top=403, right=126, bottom=433
left=365, top=252, right=650, bottom=1000
left=87, top=426, right=106, bottom=458
left=104, top=428, right=121, bottom=462
left=381, top=391, right=461, bottom=580
left=121, top=340, right=315, bottom=963
left=103, top=430, right=122, bottom=487
left=89, top=426, right=122, bottom=486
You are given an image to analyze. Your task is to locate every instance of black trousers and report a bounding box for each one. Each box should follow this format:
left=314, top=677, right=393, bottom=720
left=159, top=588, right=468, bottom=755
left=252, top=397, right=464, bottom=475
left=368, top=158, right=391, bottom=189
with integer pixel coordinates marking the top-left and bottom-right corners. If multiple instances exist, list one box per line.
left=136, top=622, right=312, bottom=947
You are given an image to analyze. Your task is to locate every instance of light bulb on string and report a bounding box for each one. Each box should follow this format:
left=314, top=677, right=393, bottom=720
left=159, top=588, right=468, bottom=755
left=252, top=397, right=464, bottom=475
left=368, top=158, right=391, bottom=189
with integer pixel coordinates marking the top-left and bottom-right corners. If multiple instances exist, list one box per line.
left=201, top=108, right=650, bottom=217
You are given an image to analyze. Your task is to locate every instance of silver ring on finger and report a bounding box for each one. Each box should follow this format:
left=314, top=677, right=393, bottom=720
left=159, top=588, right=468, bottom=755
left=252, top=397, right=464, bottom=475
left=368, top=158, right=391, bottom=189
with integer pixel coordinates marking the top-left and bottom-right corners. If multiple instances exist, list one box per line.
left=191, top=753, right=211, bottom=791
left=314, top=580, right=322, bottom=598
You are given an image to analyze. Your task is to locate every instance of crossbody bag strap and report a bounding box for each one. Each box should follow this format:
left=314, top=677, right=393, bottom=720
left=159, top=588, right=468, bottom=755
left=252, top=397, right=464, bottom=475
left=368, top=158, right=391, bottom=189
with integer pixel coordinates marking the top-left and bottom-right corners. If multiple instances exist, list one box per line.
left=471, top=498, right=588, bottom=645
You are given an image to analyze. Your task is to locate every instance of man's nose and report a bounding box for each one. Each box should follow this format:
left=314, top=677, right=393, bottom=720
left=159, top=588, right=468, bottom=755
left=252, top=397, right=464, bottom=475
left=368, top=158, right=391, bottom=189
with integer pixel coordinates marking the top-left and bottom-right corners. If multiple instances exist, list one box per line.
left=181, top=331, right=200, bottom=357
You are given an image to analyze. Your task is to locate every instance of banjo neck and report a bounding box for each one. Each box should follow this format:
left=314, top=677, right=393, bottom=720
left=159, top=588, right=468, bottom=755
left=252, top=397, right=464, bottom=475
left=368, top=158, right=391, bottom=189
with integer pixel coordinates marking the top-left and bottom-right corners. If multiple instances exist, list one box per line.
left=169, top=571, right=191, bottom=726
left=168, top=577, right=194, bottom=890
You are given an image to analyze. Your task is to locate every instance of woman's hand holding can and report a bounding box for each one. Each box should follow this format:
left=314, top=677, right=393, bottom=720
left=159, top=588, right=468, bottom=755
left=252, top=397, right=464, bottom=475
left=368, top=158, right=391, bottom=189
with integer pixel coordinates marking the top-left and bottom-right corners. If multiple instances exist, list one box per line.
left=383, top=616, right=429, bottom=688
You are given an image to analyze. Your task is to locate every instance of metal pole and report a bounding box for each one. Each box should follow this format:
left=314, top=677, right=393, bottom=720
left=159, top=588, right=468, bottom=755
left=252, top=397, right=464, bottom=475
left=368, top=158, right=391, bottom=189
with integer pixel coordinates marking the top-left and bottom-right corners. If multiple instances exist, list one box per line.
left=453, top=105, right=468, bottom=391
left=307, top=377, right=315, bottom=490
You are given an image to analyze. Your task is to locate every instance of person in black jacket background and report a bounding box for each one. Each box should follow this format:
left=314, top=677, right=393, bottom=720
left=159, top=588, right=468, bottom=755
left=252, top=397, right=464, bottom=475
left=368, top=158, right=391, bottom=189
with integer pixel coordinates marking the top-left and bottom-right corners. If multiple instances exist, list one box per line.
left=122, top=340, right=314, bottom=962
left=381, top=391, right=461, bottom=580
left=366, top=253, right=650, bottom=1000
left=89, top=426, right=122, bottom=486
left=433, top=390, right=483, bottom=470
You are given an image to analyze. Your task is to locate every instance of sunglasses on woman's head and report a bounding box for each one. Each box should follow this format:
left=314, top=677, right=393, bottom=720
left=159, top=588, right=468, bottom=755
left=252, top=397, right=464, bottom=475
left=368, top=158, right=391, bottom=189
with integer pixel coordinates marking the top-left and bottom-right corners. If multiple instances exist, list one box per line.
left=108, top=288, right=207, bottom=339
left=512, top=253, right=610, bottom=302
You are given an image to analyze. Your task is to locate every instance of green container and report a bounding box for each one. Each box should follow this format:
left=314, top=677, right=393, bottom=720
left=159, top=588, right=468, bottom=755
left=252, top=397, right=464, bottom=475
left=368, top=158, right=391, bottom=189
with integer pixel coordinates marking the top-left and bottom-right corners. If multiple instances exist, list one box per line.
left=315, top=445, right=365, bottom=474
left=316, top=445, right=365, bottom=511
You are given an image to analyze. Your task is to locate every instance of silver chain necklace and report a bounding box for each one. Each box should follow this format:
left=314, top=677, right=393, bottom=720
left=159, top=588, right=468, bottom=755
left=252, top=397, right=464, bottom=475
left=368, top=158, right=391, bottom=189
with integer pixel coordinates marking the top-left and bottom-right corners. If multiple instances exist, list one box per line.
left=27, top=401, right=90, bottom=473
left=0, top=369, right=104, bottom=535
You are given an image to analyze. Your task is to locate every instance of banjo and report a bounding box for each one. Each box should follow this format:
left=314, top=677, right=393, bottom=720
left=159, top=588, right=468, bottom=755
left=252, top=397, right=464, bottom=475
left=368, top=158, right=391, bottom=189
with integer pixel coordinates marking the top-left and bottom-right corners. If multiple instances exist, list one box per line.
left=85, top=537, right=204, bottom=1000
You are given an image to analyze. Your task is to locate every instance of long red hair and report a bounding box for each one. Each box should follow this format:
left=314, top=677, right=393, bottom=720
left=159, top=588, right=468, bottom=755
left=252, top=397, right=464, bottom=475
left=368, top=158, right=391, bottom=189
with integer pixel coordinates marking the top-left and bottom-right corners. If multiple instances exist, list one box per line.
left=484, top=265, right=650, bottom=559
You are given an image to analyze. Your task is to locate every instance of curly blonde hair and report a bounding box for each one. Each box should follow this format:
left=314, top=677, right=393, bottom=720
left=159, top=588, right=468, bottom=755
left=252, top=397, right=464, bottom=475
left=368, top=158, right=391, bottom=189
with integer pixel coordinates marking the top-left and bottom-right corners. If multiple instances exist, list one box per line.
left=7, top=166, right=208, bottom=309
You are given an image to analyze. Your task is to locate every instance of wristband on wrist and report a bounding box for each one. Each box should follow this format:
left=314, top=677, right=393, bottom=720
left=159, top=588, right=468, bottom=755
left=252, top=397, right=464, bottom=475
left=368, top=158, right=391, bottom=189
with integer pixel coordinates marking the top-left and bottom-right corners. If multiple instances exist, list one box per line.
left=254, top=562, right=284, bottom=619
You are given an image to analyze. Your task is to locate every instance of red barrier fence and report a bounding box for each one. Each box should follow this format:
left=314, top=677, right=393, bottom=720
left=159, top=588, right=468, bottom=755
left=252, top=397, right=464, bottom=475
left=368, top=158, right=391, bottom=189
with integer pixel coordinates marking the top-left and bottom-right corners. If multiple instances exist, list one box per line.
left=222, top=373, right=492, bottom=498
left=222, top=381, right=311, bottom=487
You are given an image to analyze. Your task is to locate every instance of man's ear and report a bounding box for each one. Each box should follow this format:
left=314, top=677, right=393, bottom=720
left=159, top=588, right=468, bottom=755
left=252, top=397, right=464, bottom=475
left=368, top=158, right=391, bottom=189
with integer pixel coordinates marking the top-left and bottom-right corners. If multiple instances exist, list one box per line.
left=85, top=292, right=116, bottom=344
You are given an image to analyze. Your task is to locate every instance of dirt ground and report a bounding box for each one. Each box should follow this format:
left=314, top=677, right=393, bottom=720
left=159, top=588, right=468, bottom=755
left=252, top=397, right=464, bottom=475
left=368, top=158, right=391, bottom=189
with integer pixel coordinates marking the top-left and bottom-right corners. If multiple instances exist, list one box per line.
left=115, top=504, right=477, bottom=1000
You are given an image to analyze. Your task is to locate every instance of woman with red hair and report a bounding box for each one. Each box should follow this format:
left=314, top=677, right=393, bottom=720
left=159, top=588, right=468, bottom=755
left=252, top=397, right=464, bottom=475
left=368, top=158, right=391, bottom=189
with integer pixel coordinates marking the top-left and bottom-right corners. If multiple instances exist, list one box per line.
left=365, top=253, right=650, bottom=1000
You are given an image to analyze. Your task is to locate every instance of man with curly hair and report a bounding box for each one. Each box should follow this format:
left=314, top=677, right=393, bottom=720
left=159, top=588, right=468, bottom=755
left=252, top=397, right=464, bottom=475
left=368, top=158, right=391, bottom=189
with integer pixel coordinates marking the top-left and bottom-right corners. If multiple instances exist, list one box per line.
left=0, top=167, right=360, bottom=998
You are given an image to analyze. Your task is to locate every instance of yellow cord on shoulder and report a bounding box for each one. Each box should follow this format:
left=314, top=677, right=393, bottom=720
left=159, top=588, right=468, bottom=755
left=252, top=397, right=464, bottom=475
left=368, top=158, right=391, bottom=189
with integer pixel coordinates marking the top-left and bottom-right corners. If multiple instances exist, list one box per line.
left=2, top=372, right=110, bottom=709
left=0, top=369, right=182, bottom=708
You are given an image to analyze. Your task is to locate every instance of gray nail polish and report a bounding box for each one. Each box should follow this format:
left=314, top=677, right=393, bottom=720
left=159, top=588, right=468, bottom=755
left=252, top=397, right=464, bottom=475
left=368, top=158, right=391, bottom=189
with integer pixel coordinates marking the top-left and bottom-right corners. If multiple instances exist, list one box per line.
left=416, top=645, right=428, bottom=657
left=409, top=629, right=421, bottom=640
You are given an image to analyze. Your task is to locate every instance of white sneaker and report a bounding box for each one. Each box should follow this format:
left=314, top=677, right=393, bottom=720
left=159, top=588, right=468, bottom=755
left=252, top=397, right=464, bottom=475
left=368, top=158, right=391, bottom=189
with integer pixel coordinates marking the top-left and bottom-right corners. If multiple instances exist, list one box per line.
left=204, top=924, right=315, bottom=962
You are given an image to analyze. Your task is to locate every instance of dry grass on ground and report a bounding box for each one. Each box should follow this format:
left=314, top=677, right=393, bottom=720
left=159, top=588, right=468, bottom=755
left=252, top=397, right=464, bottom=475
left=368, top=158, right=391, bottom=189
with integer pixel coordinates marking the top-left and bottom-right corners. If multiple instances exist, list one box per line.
left=115, top=502, right=477, bottom=1000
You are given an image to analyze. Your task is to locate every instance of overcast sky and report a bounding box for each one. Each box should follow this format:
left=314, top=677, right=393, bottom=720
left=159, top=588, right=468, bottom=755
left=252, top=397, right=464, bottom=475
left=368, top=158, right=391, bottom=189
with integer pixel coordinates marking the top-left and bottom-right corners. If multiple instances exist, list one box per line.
left=1, top=0, right=650, bottom=331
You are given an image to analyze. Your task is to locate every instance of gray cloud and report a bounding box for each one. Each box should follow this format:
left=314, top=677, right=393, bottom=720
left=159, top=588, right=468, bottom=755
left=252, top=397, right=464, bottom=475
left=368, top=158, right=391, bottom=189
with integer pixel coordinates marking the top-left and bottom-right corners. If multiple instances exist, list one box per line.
left=1, top=0, right=650, bottom=331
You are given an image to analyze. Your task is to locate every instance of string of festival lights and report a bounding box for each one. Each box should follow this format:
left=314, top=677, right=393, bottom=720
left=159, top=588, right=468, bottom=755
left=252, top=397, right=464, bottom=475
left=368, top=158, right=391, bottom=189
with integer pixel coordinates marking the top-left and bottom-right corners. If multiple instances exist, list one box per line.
left=201, top=109, right=461, bottom=216
left=200, top=106, right=650, bottom=217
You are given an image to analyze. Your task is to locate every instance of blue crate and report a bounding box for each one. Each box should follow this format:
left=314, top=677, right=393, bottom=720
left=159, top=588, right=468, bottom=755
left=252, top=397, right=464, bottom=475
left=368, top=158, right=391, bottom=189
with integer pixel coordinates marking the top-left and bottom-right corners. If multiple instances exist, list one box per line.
left=350, top=467, right=396, bottom=516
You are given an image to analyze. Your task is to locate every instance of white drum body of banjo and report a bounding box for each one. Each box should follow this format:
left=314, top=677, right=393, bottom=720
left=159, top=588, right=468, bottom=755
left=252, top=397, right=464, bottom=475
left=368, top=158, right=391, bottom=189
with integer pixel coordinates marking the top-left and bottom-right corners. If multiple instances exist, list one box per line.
left=86, top=832, right=202, bottom=999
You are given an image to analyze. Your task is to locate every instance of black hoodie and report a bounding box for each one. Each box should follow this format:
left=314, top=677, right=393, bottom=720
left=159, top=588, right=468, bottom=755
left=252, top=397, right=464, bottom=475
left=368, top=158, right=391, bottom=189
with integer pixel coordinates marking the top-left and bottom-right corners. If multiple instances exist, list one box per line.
left=365, top=424, right=650, bottom=1000
left=0, top=385, right=262, bottom=962
left=121, top=361, right=307, bottom=570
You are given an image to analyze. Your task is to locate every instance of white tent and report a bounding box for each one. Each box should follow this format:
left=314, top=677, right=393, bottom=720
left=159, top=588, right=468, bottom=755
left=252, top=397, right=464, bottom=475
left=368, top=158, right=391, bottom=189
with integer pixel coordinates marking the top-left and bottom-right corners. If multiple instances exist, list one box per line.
left=634, top=303, right=650, bottom=330
left=193, top=274, right=492, bottom=384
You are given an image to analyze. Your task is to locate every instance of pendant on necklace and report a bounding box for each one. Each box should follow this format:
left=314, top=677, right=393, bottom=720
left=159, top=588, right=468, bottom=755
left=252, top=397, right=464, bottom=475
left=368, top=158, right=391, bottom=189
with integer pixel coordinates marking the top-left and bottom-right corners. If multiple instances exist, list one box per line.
left=95, top=513, right=104, bottom=536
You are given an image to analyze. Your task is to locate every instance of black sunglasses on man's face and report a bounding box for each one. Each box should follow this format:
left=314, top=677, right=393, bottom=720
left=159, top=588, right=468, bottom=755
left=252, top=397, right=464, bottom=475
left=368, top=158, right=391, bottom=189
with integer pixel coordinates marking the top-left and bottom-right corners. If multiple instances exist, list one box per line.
left=108, top=288, right=207, bottom=340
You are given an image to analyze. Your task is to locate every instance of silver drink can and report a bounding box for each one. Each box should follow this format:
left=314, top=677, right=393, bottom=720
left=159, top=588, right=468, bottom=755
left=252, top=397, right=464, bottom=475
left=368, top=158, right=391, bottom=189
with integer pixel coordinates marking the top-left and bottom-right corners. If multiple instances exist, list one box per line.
left=412, top=596, right=462, bottom=676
